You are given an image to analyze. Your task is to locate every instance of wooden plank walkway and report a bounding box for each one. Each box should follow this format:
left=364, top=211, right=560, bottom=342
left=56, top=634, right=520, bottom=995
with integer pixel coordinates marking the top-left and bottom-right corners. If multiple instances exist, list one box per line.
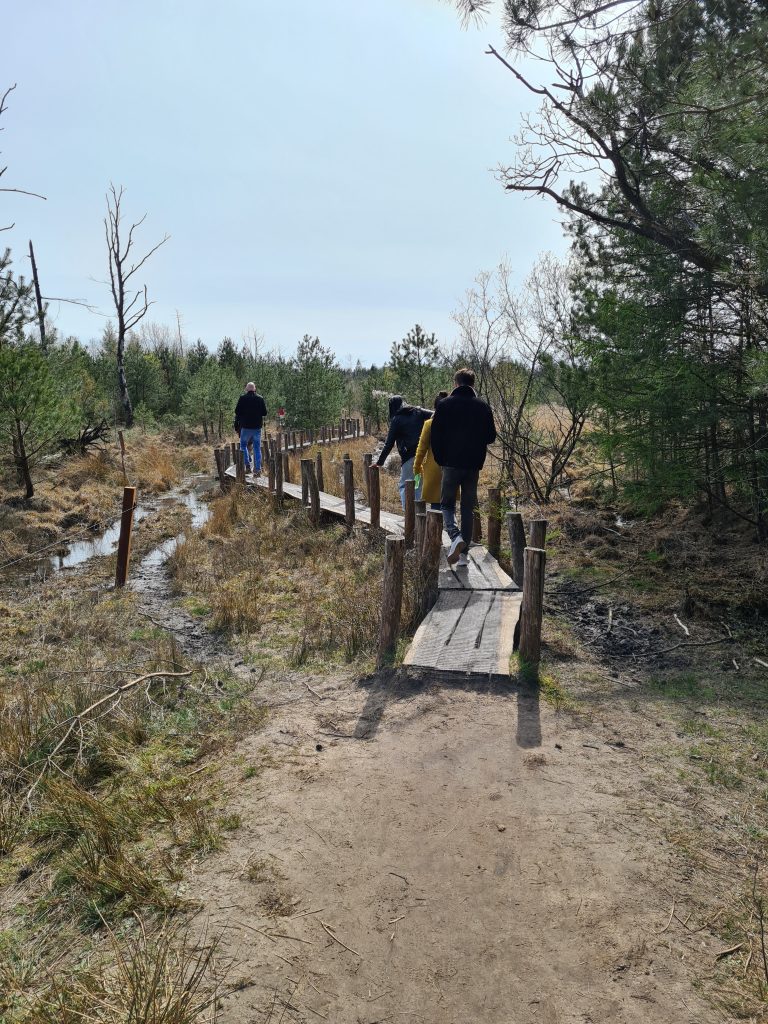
left=225, top=464, right=521, bottom=677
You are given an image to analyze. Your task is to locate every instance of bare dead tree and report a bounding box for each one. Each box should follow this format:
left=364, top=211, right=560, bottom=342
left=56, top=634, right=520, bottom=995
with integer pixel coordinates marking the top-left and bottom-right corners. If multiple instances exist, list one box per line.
left=452, top=255, right=593, bottom=500
left=1, top=85, right=47, bottom=233
left=104, top=183, right=168, bottom=427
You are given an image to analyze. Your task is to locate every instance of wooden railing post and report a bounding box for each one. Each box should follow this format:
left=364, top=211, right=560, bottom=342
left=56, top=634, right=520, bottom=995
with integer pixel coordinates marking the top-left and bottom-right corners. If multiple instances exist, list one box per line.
left=404, top=478, right=415, bottom=550
left=275, top=450, right=284, bottom=502
left=422, top=510, right=443, bottom=613
left=363, top=453, right=372, bottom=501
left=235, top=449, right=246, bottom=485
left=214, top=447, right=224, bottom=490
left=282, top=451, right=291, bottom=484
left=529, top=519, right=548, bottom=550
left=368, top=464, right=380, bottom=529
left=301, top=459, right=310, bottom=506
left=115, top=485, right=137, bottom=588
left=306, top=459, right=321, bottom=525
left=487, top=487, right=502, bottom=560
left=506, top=511, right=526, bottom=588
left=343, top=455, right=355, bottom=532
left=377, top=535, right=404, bottom=668
left=519, top=547, right=546, bottom=683
left=414, top=499, right=426, bottom=554
left=268, top=455, right=276, bottom=493
left=230, top=441, right=238, bottom=463
left=315, top=450, right=325, bottom=492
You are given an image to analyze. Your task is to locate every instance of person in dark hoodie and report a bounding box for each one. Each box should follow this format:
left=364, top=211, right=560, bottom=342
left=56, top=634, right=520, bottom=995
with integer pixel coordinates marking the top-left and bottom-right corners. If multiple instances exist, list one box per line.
left=375, top=395, right=432, bottom=508
left=430, top=367, right=496, bottom=564
left=234, top=382, right=268, bottom=475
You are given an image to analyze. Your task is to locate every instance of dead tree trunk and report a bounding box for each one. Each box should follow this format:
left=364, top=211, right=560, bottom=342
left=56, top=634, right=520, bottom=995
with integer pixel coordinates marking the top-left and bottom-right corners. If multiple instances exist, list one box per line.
left=28, top=240, right=47, bottom=351
left=105, top=184, right=168, bottom=429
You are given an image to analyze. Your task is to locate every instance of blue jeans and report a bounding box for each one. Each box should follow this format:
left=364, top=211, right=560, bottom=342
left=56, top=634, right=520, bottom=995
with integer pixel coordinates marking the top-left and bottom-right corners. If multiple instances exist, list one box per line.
left=240, top=428, right=261, bottom=471
left=399, top=456, right=423, bottom=509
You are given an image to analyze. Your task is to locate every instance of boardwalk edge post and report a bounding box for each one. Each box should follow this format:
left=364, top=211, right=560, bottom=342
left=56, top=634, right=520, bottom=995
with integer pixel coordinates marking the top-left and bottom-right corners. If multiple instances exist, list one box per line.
left=507, top=511, right=526, bottom=588
left=377, top=535, right=404, bottom=668
left=368, top=464, right=380, bottom=530
left=404, top=479, right=415, bottom=550
left=519, top=546, right=546, bottom=683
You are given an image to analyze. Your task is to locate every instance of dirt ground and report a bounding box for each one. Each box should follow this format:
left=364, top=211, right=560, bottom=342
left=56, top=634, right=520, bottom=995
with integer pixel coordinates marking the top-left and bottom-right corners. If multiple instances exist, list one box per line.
left=2, top=433, right=766, bottom=1023
left=184, top=664, right=728, bottom=1024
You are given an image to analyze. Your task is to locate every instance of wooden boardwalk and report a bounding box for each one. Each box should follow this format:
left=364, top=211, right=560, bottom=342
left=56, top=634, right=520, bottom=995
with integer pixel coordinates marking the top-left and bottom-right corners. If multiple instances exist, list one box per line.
left=224, top=465, right=522, bottom=677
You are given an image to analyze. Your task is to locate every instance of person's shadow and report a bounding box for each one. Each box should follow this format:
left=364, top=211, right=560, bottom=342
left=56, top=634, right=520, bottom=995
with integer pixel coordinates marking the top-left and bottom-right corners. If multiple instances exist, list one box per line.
left=352, top=667, right=541, bottom=749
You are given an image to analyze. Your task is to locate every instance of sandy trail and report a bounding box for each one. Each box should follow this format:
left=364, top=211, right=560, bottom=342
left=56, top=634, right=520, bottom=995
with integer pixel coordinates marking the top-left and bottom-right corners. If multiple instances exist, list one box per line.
left=188, top=672, right=722, bottom=1024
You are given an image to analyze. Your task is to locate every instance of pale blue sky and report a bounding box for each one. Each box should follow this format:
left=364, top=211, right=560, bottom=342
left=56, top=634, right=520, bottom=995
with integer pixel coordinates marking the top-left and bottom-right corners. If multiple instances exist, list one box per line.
left=2, top=0, right=567, bottom=364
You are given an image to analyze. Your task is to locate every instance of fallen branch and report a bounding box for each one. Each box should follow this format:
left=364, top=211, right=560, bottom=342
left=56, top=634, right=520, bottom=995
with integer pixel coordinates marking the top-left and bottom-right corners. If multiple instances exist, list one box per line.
left=673, top=614, right=690, bottom=637
left=656, top=634, right=733, bottom=656
left=319, top=920, right=361, bottom=958
left=25, top=669, right=192, bottom=804
left=715, top=942, right=745, bottom=961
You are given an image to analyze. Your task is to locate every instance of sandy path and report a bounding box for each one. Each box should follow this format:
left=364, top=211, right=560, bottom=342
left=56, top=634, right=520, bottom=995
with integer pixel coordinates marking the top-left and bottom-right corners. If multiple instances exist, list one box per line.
left=188, top=672, right=722, bottom=1024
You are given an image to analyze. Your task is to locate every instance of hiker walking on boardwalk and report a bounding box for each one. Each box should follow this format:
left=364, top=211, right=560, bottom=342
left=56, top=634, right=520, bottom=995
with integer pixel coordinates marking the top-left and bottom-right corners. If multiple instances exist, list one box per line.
left=234, top=382, right=267, bottom=476
left=430, top=368, right=496, bottom=565
left=413, top=390, right=449, bottom=511
left=375, top=395, right=431, bottom=508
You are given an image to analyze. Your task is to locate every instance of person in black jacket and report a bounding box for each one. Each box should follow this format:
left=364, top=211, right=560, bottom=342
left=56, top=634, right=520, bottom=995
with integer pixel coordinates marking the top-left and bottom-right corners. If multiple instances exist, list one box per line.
left=430, top=368, right=496, bottom=565
left=234, top=382, right=268, bottom=475
left=375, top=395, right=432, bottom=508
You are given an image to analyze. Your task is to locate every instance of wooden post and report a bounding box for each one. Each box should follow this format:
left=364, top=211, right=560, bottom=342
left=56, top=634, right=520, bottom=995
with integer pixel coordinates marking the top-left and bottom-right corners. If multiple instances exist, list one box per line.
left=507, top=511, right=526, bottom=588
left=343, top=456, right=355, bottom=532
left=214, top=447, right=224, bottom=485
left=377, top=535, right=404, bottom=668
left=230, top=441, right=238, bottom=463
left=300, top=429, right=305, bottom=449
left=306, top=459, right=321, bottom=526
left=529, top=519, right=548, bottom=550
left=321, top=425, right=327, bottom=444
left=368, top=464, right=380, bottom=529
left=473, top=509, right=482, bottom=543
left=282, top=451, right=291, bottom=484
left=301, top=459, right=310, bottom=506
left=487, top=487, right=502, bottom=560
left=235, top=449, right=246, bottom=484
left=414, top=499, right=426, bottom=554
left=315, top=451, right=325, bottom=491
left=223, top=444, right=231, bottom=470
left=422, top=510, right=443, bottom=613
left=275, top=450, right=284, bottom=501
left=114, top=486, right=137, bottom=588
left=404, top=479, right=415, bottom=550
left=363, top=453, right=372, bottom=501
left=268, top=455, right=276, bottom=492
left=519, top=547, right=546, bottom=683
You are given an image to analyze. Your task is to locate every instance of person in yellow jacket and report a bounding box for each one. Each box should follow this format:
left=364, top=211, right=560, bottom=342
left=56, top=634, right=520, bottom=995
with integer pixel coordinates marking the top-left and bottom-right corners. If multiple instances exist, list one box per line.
left=414, top=391, right=449, bottom=510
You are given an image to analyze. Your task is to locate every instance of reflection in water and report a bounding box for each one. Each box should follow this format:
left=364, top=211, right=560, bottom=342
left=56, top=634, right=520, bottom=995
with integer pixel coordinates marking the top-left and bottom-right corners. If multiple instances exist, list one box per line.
left=50, top=483, right=211, bottom=573
left=50, top=507, right=150, bottom=570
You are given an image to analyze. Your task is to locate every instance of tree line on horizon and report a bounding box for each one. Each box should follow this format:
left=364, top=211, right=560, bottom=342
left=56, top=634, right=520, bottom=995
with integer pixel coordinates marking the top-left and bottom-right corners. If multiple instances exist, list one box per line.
left=1, top=0, right=767, bottom=537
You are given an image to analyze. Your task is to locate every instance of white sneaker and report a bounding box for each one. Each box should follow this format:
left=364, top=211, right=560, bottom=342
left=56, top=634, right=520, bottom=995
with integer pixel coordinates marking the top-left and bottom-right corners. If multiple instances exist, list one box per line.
left=447, top=536, right=466, bottom=565
left=456, top=553, right=469, bottom=567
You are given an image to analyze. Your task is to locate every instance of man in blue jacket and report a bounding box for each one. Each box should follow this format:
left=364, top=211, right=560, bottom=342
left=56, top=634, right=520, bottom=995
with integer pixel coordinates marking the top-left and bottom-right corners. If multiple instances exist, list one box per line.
left=430, top=368, right=496, bottom=565
left=375, top=395, right=431, bottom=508
left=234, top=382, right=268, bottom=475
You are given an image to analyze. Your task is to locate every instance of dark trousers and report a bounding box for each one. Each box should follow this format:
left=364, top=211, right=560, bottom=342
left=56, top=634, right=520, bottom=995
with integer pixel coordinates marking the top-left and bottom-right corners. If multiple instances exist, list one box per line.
left=440, top=466, right=478, bottom=546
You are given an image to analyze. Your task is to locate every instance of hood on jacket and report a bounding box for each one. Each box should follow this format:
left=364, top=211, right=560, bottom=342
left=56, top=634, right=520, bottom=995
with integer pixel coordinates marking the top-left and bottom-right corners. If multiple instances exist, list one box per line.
left=388, top=395, right=404, bottom=419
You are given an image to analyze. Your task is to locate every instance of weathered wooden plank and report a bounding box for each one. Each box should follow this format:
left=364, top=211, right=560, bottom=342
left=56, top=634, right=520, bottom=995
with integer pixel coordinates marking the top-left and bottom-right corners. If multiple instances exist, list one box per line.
left=402, top=591, right=472, bottom=667
left=404, top=590, right=522, bottom=676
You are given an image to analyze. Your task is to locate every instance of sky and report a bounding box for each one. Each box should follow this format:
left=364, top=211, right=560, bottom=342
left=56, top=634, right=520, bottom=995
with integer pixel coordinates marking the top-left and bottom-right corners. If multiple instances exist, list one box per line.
left=2, top=0, right=568, bottom=365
